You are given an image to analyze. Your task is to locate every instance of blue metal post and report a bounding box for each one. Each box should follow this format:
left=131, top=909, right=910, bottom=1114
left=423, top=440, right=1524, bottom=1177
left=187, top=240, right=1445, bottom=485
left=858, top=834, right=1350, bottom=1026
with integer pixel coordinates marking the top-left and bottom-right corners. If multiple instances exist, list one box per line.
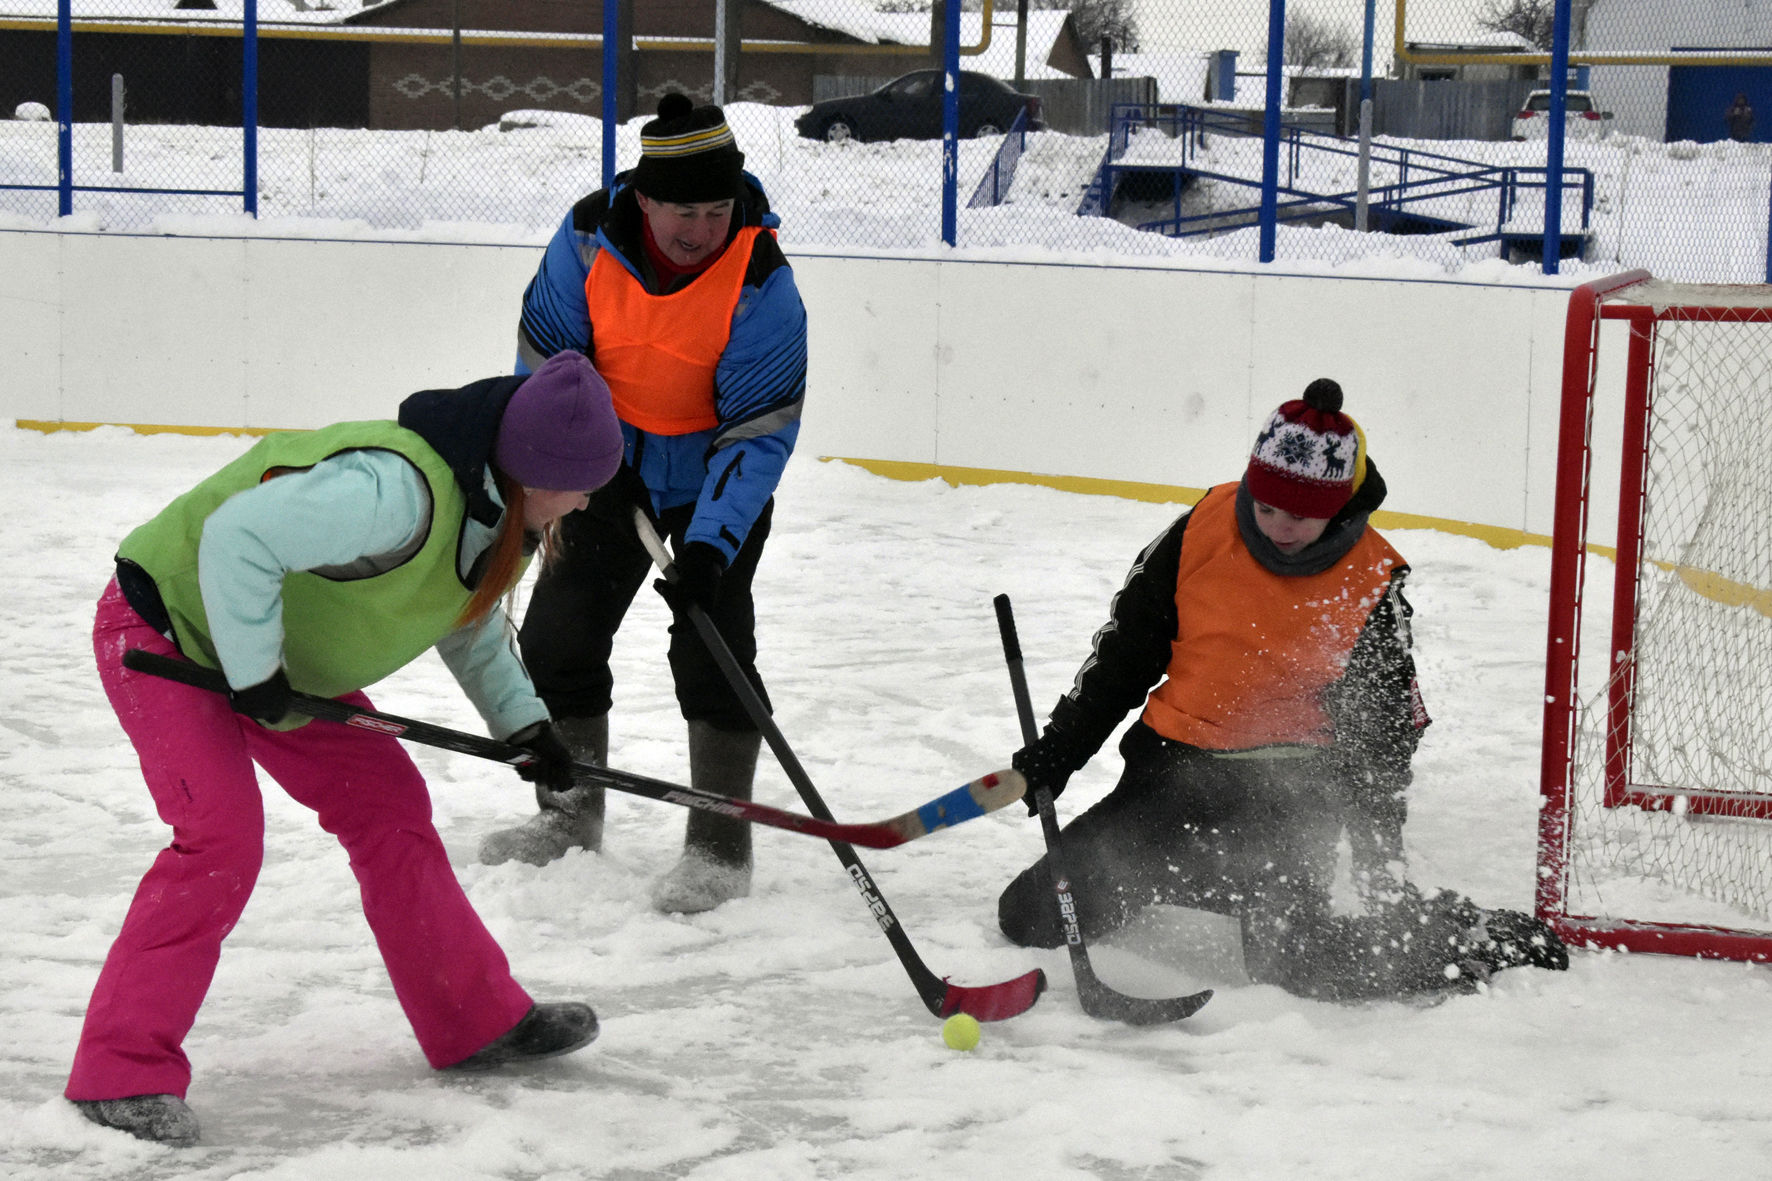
left=602, top=0, right=618, bottom=189
left=941, top=0, right=960, bottom=246
left=1542, top=0, right=1573, bottom=274
left=56, top=0, right=72, bottom=217
left=1360, top=0, right=1376, bottom=107
left=243, top=0, right=258, bottom=216
left=1259, top=0, right=1287, bottom=262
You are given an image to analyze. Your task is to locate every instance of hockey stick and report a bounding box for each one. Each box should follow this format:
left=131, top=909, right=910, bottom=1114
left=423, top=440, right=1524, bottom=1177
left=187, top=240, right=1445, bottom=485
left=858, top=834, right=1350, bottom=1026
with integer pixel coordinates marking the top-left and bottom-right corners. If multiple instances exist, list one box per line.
left=634, top=508, right=1046, bottom=1021
left=993, top=594, right=1213, bottom=1024
left=121, top=648, right=1020, bottom=851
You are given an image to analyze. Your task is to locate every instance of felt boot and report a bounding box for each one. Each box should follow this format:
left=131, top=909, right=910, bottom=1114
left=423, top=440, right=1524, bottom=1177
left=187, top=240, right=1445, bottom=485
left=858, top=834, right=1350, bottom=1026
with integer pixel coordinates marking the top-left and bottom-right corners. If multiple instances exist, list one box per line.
left=477, top=715, right=607, bottom=866
left=1460, top=906, right=1570, bottom=974
left=445, top=1002, right=599, bottom=1071
left=650, top=721, right=760, bottom=914
left=73, top=1093, right=200, bottom=1147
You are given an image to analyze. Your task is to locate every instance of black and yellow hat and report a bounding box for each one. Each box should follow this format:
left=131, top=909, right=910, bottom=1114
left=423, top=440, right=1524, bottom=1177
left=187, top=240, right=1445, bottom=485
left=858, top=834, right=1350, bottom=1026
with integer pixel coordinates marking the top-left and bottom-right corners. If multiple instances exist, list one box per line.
left=632, top=93, right=746, bottom=204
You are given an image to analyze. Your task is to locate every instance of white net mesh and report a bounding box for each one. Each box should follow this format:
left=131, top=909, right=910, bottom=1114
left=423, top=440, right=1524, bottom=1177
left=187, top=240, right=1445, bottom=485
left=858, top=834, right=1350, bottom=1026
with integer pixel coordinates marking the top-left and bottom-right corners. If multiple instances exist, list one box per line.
left=1563, top=299, right=1772, bottom=933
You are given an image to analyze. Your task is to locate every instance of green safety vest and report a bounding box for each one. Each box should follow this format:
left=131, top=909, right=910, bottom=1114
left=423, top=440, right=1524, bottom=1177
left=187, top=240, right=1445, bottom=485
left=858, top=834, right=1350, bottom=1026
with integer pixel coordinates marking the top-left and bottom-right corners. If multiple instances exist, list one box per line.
left=118, top=420, right=508, bottom=701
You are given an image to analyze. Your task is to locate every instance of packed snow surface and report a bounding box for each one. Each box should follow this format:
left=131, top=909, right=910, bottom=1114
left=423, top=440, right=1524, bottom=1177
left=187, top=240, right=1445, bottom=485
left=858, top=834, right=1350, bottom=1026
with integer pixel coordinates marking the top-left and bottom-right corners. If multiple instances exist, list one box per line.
left=2, top=425, right=1768, bottom=1180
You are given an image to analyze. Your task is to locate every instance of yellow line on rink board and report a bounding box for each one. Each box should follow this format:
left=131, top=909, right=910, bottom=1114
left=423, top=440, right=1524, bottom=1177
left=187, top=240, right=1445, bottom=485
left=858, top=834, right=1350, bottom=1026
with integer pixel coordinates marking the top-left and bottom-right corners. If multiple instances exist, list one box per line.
left=17, top=419, right=278, bottom=438
left=6, top=424, right=1615, bottom=555
left=1675, top=566, right=1772, bottom=620
left=823, top=456, right=1567, bottom=553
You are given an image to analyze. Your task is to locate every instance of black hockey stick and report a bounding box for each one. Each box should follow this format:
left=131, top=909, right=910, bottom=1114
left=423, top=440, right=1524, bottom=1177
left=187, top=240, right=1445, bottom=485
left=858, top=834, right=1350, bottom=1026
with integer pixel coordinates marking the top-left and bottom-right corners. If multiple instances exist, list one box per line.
left=993, top=594, right=1213, bottom=1024
left=121, top=648, right=1021, bottom=851
left=635, top=508, right=1046, bottom=1021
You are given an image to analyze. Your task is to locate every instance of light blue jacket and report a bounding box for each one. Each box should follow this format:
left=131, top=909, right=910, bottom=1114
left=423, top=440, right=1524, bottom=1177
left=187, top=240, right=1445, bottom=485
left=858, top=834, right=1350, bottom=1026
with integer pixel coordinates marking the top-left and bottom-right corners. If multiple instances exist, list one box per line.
left=197, top=448, right=547, bottom=740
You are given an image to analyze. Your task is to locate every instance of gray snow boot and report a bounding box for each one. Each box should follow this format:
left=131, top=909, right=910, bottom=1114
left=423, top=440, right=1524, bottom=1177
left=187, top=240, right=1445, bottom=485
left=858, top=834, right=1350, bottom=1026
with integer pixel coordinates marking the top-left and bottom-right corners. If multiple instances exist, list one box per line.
left=650, top=720, right=761, bottom=914
left=73, top=1093, right=200, bottom=1147
left=477, top=715, right=607, bottom=866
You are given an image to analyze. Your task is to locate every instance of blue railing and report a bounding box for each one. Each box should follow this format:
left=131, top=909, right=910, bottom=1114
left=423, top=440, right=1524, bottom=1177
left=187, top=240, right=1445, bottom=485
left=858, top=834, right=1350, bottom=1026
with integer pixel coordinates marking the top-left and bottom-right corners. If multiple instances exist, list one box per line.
left=1090, top=102, right=1593, bottom=249
left=965, top=108, right=1036, bottom=210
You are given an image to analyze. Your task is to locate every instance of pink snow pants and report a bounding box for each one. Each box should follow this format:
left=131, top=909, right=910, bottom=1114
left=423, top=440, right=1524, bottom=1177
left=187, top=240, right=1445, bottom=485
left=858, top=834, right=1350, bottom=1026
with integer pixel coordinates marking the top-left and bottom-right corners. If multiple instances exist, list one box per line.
left=66, top=580, right=533, bottom=1101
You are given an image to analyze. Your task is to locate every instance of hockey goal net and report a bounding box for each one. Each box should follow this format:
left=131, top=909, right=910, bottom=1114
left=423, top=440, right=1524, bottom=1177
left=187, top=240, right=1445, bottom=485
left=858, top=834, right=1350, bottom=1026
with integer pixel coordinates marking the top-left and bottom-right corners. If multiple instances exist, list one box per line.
left=1539, top=271, right=1772, bottom=962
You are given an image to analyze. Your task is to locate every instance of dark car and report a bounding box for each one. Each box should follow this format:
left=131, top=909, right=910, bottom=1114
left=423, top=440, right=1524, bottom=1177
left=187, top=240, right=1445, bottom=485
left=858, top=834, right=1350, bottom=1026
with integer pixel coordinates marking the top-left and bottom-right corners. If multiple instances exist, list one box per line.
left=795, top=69, right=1045, bottom=143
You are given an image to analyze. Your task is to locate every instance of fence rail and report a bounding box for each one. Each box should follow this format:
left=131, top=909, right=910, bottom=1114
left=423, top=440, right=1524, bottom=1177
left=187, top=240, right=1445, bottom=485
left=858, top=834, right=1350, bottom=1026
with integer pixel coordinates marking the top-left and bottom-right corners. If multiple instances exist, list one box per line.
left=5, top=1, right=1771, bottom=281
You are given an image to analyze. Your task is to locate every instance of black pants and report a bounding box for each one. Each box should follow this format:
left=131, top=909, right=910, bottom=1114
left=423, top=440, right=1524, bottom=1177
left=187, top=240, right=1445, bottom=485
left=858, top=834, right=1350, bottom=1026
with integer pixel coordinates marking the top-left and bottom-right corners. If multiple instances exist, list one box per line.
left=517, top=473, right=772, bottom=731
left=997, top=723, right=1479, bottom=1000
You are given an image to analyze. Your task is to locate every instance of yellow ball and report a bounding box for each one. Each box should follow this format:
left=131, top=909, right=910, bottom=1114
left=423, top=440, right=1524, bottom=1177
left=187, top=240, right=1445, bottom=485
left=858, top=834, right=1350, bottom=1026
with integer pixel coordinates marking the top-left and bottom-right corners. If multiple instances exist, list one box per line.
left=941, top=1013, right=981, bottom=1051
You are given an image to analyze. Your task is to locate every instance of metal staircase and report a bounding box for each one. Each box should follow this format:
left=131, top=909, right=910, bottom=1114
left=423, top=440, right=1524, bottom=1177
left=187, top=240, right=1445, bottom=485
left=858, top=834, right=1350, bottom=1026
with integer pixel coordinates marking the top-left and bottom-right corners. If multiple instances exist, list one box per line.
left=1079, top=103, right=1594, bottom=257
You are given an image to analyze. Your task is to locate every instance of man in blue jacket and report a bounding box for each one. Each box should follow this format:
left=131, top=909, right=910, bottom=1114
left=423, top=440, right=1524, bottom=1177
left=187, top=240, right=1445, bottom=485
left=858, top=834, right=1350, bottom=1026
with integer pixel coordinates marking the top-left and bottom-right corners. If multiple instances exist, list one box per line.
left=478, top=94, right=808, bottom=916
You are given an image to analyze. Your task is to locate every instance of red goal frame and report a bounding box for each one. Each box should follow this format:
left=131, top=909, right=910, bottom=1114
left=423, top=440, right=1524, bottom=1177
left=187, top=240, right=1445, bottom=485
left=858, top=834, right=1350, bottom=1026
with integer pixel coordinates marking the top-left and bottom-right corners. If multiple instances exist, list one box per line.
left=1537, top=269, right=1772, bottom=963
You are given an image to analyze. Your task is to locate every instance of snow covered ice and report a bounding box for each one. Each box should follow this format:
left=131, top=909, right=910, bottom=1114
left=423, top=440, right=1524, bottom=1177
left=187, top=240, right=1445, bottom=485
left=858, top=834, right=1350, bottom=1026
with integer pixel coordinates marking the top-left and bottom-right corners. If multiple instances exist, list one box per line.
left=2, top=424, right=1770, bottom=1180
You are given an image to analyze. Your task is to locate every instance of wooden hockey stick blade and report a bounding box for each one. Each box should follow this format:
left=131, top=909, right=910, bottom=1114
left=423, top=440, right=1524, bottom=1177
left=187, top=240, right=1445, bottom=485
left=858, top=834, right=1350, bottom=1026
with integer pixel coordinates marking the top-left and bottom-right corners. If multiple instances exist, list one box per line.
left=632, top=508, right=1047, bottom=1022
left=122, top=648, right=1000, bottom=851
left=993, top=594, right=1213, bottom=1024
left=876, top=767, right=1029, bottom=842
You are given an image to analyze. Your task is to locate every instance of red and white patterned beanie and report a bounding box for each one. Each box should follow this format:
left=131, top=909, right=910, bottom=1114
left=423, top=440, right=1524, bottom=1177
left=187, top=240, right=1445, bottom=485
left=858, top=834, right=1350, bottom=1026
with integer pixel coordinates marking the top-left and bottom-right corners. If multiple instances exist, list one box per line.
left=1244, top=378, right=1367, bottom=518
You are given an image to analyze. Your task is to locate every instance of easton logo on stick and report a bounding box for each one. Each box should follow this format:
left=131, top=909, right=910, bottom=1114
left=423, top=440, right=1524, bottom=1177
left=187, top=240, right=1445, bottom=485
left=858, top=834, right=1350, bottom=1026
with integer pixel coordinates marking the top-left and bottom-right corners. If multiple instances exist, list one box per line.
left=1057, top=890, right=1083, bottom=946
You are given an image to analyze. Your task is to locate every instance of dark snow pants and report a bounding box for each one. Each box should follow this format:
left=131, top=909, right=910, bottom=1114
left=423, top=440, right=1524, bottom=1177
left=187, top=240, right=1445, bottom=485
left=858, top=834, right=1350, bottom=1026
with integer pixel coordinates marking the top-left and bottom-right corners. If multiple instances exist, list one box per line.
left=518, top=470, right=772, bottom=731
left=997, top=723, right=1480, bottom=1000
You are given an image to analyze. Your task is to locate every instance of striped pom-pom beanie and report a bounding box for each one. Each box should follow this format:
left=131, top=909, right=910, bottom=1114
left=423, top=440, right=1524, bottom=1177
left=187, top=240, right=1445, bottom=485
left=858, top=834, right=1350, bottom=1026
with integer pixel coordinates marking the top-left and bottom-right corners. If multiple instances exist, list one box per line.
left=631, top=93, right=745, bottom=203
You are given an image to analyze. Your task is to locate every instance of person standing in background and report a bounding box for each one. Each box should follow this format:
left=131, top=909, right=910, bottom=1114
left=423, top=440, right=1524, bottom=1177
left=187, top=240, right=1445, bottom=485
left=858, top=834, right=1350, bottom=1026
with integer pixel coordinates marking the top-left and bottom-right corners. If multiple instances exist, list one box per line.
left=478, top=93, right=808, bottom=917
left=1726, top=93, right=1755, bottom=142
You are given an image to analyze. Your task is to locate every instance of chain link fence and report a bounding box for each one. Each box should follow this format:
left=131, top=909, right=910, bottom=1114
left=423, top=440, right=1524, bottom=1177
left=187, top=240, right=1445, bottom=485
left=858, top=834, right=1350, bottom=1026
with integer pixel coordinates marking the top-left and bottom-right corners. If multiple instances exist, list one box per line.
left=2, top=2, right=1770, bottom=280
left=0, top=3, right=262, bottom=223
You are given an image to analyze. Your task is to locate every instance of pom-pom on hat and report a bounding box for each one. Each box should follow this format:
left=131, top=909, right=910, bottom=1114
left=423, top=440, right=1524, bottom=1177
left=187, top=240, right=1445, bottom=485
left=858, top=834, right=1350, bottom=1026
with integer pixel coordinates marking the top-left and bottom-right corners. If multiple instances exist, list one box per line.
left=631, top=92, right=746, bottom=204
left=1244, top=378, right=1367, bottom=519
left=495, top=352, right=624, bottom=492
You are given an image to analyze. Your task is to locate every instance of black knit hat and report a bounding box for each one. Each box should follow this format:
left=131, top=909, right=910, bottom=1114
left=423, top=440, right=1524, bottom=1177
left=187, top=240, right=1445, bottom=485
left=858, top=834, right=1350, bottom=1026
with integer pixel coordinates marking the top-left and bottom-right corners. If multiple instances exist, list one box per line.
left=631, top=93, right=746, bottom=204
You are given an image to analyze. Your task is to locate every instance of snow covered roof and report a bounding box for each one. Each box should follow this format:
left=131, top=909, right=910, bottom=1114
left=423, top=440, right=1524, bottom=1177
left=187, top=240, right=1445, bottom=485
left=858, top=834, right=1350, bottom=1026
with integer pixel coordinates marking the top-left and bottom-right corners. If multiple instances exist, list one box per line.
left=760, top=5, right=1081, bottom=81
left=1404, top=32, right=1536, bottom=53
left=1088, top=50, right=1211, bottom=102
left=0, top=0, right=395, bottom=25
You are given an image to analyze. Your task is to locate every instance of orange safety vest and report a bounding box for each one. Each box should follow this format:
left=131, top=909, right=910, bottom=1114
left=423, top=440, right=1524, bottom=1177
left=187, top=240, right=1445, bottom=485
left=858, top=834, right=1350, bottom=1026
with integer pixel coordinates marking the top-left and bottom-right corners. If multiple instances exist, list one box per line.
left=584, top=226, right=765, bottom=436
left=1141, top=484, right=1405, bottom=752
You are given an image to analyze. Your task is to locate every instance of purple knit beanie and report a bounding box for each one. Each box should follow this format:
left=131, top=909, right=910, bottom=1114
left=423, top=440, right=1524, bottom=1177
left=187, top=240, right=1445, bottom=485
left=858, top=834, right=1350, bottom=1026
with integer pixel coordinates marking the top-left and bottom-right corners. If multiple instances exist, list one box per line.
left=494, top=352, right=623, bottom=491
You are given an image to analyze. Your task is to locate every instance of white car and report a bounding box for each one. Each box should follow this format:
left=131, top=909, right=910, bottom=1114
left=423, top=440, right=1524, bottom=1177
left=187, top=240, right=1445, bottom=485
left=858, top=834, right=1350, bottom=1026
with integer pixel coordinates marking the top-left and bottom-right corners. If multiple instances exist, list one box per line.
left=1512, top=90, right=1613, bottom=141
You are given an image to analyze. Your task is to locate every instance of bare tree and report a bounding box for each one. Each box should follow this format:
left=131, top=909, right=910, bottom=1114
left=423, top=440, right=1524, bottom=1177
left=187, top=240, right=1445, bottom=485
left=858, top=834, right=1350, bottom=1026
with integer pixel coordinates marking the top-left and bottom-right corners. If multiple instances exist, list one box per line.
left=1476, top=0, right=1556, bottom=51
left=877, top=0, right=1139, bottom=57
left=1280, top=10, right=1359, bottom=70
left=1070, top=0, right=1140, bottom=54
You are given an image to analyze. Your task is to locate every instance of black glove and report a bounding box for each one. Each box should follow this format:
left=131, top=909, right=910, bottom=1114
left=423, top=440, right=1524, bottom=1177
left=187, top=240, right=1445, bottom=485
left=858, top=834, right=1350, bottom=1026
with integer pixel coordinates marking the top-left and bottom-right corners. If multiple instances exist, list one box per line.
left=509, top=720, right=577, bottom=794
left=229, top=668, right=293, bottom=725
left=654, top=541, right=727, bottom=615
left=1013, top=728, right=1088, bottom=816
